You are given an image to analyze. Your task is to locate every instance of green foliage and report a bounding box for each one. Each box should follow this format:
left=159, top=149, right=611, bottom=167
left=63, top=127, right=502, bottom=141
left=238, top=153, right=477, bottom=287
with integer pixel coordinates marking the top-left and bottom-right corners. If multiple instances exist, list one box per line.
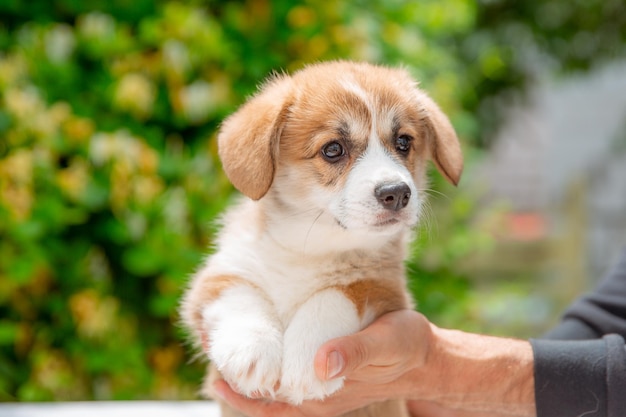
left=0, top=0, right=621, bottom=402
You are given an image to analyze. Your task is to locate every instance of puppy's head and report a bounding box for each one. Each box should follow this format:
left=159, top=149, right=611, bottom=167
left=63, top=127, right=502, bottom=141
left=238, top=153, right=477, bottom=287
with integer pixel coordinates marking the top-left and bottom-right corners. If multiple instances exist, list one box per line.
left=218, top=61, right=462, bottom=236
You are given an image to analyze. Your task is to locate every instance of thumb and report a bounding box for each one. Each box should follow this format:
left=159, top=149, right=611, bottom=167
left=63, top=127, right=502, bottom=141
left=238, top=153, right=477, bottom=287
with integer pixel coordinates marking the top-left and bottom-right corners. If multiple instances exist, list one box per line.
left=314, top=331, right=376, bottom=381
left=313, top=310, right=428, bottom=382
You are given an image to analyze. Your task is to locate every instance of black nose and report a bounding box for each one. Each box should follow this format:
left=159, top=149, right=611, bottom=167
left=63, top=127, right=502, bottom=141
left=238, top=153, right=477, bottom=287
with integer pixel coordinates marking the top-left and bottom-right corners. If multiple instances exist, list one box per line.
left=374, top=182, right=411, bottom=211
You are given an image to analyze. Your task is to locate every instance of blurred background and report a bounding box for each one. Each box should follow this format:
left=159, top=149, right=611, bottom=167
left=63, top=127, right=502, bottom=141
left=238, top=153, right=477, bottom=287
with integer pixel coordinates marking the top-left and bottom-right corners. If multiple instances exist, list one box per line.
left=1, top=0, right=625, bottom=402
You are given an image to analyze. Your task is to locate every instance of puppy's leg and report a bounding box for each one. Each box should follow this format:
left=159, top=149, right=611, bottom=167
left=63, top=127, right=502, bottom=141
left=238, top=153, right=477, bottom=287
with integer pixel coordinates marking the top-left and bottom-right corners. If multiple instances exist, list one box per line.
left=278, top=288, right=361, bottom=404
left=203, top=284, right=283, bottom=399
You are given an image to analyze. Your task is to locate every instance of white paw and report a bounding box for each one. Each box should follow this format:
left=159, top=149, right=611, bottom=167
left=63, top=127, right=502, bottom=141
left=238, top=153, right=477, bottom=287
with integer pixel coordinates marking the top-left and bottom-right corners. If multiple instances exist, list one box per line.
left=277, top=289, right=360, bottom=405
left=209, top=320, right=283, bottom=398
left=202, top=286, right=284, bottom=399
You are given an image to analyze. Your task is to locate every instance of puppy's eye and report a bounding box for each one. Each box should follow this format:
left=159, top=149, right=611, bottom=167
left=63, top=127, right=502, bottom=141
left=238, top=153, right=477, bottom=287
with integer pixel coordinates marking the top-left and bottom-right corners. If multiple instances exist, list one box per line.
left=395, top=135, right=412, bottom=154
left=321, top=141, right=345, bottom=162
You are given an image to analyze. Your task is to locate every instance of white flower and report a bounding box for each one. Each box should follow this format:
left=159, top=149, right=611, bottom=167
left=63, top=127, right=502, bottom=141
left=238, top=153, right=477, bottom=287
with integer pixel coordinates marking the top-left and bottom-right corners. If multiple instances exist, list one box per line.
left=89, top=132, right=115, bottom=166
left=45, top=24, right=76, bottom=63
left=179, top=80, right=215, bottom=124
left=77, top=12, right=115, bottom=39
left=114, top=73, right=155, bottom=119
left=0, top=54, right=27, bottom=89
left=162, top=39, right=190, bottom=78
left=4, top=86, right=44, bottom=120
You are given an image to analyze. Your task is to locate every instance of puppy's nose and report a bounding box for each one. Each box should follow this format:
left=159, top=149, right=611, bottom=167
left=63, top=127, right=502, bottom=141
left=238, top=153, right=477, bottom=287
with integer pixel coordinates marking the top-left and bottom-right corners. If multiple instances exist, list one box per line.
left=374, top=182, right=411, bottom=211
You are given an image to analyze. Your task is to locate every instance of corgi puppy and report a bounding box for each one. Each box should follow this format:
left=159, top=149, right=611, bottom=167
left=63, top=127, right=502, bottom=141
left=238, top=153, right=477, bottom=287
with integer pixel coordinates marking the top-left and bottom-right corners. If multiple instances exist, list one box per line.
left=180, top=61, right=463, bottom=417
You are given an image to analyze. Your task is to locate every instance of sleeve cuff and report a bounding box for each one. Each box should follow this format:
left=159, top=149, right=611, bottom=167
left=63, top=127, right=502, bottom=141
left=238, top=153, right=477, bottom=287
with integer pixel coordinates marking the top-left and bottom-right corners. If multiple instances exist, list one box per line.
left=530, top=337, right=608, bottom=417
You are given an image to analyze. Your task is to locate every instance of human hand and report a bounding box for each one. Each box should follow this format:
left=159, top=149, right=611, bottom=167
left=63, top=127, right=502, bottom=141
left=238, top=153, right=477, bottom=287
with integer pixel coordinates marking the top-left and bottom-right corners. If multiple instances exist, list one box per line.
left=213, top=309, right=536, bottom=417
left=213, top=309, right=433, bottom=417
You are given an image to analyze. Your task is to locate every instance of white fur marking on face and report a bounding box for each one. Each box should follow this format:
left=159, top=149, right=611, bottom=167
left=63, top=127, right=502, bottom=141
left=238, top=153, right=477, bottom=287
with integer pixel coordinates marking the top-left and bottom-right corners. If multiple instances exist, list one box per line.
left=202, top=286, right=283, bottom=398
left=278, top=288, right=360, bottom=404
left=328, top=136, right=421, bottom=233
left=339, top=77, right=377, bottom=132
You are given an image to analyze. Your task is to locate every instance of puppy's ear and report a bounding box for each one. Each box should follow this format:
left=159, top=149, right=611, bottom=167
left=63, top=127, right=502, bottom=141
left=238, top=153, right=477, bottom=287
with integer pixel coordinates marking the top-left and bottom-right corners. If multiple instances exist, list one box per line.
left=218, top=75, right=293, bottom=200
left=417, top=91, right=463, bottom=186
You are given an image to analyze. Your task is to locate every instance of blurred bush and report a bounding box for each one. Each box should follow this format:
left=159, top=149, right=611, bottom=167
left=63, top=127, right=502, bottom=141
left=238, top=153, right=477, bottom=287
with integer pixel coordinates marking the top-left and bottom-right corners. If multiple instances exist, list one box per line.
left=1, top=0, right=623, bottom=402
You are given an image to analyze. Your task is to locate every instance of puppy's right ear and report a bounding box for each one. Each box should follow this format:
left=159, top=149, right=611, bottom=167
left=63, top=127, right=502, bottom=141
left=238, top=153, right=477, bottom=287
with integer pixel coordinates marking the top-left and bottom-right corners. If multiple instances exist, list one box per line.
left=218, top=75, right=293, bottom=200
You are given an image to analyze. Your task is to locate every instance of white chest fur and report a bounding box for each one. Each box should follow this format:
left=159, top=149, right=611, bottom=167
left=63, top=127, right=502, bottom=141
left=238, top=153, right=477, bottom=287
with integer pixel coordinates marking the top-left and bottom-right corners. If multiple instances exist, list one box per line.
left=205, top=199, right=409, bottom=326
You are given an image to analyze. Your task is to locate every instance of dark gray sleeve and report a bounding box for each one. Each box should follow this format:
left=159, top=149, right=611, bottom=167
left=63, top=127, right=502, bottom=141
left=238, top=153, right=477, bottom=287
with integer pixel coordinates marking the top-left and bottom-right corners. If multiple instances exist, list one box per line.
left=530, top=335, right=626, bottom=417
left=530, top=248, right=626, bottom=417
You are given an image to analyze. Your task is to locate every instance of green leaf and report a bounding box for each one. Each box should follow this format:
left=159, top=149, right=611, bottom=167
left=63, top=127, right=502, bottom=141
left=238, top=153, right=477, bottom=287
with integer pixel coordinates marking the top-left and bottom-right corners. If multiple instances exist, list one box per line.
left=0, top=321, right=19, bottom=345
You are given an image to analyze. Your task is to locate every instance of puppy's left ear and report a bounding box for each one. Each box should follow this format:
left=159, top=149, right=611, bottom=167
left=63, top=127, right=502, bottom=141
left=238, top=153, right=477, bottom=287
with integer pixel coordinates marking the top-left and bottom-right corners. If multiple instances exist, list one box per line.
left=417, top=91, right=464, bottom=186
left=218, top=75, right=293, bottom=200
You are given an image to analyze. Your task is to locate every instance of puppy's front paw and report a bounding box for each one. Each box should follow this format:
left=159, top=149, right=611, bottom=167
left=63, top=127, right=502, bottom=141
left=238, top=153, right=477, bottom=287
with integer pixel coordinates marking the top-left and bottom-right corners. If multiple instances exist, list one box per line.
left=209, top=321, right=283, bottom=398
left=277, top=289, right=361, bottom=404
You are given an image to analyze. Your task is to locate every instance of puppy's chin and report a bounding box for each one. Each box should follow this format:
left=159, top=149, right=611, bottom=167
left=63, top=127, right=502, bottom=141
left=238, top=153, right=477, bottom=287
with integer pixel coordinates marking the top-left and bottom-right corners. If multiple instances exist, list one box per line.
left=334, top=214, right=416, bottom=237
left=331, top=198, right=422, bottom=238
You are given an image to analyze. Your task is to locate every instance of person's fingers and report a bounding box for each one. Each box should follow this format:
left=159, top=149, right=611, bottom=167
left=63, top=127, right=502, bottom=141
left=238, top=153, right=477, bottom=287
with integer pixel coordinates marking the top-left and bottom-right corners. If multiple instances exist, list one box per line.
left=213, top=379, right=368, bottom=417
left=213, top=379, right=300, bottom=417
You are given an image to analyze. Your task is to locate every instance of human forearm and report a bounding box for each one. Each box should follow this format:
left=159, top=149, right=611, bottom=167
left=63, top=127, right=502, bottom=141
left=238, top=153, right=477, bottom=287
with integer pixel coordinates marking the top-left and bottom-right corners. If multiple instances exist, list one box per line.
left=401, top=325, right=536, bottom=416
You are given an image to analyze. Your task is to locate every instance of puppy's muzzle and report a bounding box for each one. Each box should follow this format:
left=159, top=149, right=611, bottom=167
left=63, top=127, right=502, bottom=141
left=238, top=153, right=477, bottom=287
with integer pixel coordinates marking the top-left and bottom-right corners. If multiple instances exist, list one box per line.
left=375, top=182, right=411, bottom=211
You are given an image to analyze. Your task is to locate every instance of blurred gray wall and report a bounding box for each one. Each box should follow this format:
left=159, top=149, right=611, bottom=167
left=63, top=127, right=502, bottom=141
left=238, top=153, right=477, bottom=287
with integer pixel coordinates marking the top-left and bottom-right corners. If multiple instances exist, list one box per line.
left=482, top=59, right=626, bottom=283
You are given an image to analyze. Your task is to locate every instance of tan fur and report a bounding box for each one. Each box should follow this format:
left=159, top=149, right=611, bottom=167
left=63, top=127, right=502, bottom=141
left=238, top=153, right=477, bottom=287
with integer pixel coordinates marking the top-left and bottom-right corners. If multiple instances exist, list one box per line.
left=417, top=91, right=463, bottom=185
left=180, top=274, right=252, bottom=338
left=218, top=76, right=293, bottom=200
left=338, top=279, right=410, bottom=318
